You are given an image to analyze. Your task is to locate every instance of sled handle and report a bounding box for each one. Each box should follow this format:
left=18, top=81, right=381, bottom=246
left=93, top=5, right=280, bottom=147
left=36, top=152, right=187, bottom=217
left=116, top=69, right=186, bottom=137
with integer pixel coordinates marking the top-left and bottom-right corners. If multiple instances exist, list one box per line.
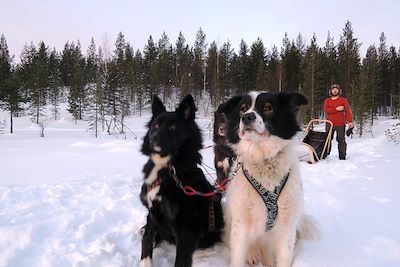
left=303, top=119, right=333, bottom=162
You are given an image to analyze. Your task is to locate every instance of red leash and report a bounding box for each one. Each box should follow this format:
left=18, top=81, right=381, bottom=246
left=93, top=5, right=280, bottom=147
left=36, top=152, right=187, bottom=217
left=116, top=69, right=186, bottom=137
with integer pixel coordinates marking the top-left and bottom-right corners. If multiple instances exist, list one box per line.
left=167, top=143, right=233, bottom=197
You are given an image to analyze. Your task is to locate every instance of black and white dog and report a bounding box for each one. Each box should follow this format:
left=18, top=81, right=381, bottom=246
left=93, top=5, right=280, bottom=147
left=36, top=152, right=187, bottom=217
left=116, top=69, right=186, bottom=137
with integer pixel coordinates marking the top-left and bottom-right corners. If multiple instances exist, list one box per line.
left=139, top=95, right=224, bottom=267
left=222, top=91, right=318, bottom=267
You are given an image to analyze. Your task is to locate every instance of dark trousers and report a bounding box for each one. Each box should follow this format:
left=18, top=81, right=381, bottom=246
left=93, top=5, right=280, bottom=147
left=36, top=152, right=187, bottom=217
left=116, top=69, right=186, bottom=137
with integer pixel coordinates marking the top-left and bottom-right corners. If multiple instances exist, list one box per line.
left=326, top=125, right=347, bottom=159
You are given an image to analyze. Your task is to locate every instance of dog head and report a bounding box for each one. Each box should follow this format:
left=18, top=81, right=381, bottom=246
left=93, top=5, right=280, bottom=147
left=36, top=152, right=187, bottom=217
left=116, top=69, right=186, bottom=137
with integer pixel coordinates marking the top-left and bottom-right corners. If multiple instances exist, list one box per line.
left=141, top=94, right=202, bottom=158
left=214, top=96, right=243, bottom=143
left=225, top=91, right=308, bottom=160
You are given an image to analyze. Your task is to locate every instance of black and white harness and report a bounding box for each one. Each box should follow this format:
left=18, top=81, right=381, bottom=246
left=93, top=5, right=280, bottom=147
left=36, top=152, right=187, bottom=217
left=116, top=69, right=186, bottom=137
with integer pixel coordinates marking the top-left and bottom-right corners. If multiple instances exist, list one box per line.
left=241, top=165, right=290, bottom=231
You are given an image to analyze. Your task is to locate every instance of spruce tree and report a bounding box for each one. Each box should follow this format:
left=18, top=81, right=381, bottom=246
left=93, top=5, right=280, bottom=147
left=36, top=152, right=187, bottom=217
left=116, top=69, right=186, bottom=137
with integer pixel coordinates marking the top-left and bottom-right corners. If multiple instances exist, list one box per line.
left=377, top=32, right=390, bottom=115
left=233, top=39, right=251, bottom=94
left=322, top=31, right=339, bottom=87
left=0, top=34, right=12, bottom=99
left=30, top=41, right=49, bottom=124
left=255, top=59, right=267, bottom=91
left=207, top=41, right=219, bottom=107
left=283, top=41, right=302, bottom=92
left=48, top=48, right=62, bottom=120
left=156, top=32, right=174, bottom=102
left=219, top=41, right=234, bottom=94
left=337, top=21, right=361, bottom=102
left=143, top=35, right=158, bottom=96
left=387, top=45, right=399, bottom=116
left=174, top=33, right=193, bottom=99
left=193, top=27, right=207, bottom=97
left=301, top=34, right=326, bottom=119
left=0, top=35, right=23, bottom=133
left=124, top=42, right=135, bottom=102
left=67, top=41, right=86, bottom=122
left=84, top=39, right=104, bottom=137
left=359, top=46, right=379, bottom=133
left=266, top=45, right=280, bottom=91
left=0, top=71, right=23, bottom=133
left=250, top=37, right=266, bottom=90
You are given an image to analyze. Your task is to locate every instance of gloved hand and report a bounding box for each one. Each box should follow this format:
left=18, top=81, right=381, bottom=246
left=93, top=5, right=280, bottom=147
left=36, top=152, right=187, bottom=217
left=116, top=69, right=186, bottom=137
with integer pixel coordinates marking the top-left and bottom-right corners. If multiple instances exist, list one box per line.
left=346, top=127, right=354, bottom=137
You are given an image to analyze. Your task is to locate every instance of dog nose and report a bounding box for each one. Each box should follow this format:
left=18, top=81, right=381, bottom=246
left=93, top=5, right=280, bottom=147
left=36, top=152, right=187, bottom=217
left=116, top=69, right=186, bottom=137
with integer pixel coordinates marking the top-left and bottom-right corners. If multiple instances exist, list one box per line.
left=242, top=112, right=256, bottom=125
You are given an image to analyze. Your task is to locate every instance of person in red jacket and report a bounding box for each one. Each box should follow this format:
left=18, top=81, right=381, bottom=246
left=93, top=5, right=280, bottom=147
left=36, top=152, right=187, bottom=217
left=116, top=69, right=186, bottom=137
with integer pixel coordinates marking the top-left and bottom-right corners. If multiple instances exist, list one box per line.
left=324, top=84, right=353, bottom=160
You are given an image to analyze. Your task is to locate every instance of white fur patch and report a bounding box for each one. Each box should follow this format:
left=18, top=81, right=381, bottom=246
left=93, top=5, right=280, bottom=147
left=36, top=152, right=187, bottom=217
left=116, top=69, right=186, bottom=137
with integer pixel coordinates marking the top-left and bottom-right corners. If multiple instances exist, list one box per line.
left=144, top=154, right=170, bottom=208
left=147, top=186, right=162, bottom=208
left=236, top=135, right=291, bottom=163
left=145, top=154, right=171, bottom=185
left=239, top=91, right=268, bottom=139
left=139, top=257, right=152, bottom=267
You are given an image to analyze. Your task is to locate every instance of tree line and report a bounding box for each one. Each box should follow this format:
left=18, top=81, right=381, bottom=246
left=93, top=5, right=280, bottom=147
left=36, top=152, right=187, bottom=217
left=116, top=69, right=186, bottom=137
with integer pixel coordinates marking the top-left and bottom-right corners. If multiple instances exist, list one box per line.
left=1, top=20, right=399, bottom=137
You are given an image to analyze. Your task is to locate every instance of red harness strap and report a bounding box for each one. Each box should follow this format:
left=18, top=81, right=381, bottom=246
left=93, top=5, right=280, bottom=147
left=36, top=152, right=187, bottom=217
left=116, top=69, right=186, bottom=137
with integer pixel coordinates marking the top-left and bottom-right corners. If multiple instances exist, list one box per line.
left=147, top=175, right=217, bottom=232
left=147, top=178, right=162, bottom=192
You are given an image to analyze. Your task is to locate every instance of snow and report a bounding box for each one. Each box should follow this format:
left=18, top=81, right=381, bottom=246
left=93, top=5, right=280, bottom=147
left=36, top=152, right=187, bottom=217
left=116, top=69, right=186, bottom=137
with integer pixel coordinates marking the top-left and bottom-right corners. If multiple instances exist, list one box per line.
left=1, top=107, right=400, bottom=267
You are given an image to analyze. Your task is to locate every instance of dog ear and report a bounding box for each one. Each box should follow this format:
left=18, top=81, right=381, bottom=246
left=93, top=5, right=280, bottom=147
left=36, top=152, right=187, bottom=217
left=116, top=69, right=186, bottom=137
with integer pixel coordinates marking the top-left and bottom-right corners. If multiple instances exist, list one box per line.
left=177, top=94, right=196, bottom=120
left=217, top=95, right=243, bottom=115
left=278, top=92, right=308, bottom=112
left=152, top=95, right=166, bottom=117
left=214, top=113, right=228, bottom=137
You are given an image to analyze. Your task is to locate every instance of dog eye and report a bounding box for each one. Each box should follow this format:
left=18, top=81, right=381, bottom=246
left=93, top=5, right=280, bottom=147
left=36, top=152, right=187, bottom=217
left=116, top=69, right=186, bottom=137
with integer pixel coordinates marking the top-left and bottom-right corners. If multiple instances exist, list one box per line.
left=169, top=124, right=176, bottom=130
left=154, top=123, right=160, bottom=129
left=240, top=104, right=249, bottom=113
left=263, top=103, right=273, bottom=113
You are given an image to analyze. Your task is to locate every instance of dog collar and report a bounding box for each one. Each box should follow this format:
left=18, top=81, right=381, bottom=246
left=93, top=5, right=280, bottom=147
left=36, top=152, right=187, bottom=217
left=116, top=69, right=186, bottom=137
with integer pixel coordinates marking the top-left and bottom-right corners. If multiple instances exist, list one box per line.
left=241, top=166, right=290, bottom=231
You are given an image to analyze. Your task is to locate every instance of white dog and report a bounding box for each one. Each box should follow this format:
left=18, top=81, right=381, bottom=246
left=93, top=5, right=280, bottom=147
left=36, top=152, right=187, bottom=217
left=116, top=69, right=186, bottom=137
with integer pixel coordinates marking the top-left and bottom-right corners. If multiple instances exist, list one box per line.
left=222, top=91, right=318, bottom=267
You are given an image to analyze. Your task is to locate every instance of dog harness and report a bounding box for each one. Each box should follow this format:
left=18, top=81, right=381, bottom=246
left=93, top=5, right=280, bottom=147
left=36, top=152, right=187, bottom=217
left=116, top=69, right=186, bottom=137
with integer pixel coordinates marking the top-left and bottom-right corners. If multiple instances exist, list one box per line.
left=241, top=166, right=290, bottom=231
left=147, top=165, right=218, bottom=232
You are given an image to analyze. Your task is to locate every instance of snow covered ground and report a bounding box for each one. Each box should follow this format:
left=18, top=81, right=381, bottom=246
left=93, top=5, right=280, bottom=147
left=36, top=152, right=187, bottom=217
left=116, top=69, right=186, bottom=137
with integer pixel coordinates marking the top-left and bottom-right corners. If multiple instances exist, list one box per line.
left=1, top=107, right=400, bottom=267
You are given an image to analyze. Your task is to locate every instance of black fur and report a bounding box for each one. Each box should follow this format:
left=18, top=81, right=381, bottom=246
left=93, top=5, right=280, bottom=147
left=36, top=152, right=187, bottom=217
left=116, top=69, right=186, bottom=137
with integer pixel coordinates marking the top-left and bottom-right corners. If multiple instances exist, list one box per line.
left=140, top=94, right=224, bottom=267
left=225, top=92, right=308, bottom=144
left=213, top=96, right=242, bottom=183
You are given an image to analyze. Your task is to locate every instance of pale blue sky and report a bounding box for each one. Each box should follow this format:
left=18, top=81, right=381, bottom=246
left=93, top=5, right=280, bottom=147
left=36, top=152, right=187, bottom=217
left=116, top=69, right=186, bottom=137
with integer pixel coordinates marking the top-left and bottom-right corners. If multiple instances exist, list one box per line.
left=1, top=0, right=399, bottom=59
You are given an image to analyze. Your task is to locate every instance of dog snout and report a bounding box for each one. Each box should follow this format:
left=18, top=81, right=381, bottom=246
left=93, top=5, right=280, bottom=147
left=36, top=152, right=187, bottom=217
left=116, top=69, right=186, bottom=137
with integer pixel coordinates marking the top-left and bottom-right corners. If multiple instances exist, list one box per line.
left=150, top=133, right=158, bottom=146
left=242, top=112, right=256, bottom=125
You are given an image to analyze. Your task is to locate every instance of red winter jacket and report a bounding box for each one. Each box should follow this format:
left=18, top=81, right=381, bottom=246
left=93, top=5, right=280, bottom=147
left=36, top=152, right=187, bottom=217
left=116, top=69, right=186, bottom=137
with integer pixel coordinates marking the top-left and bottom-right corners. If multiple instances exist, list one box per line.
left=323, top=96, right=353, bottom=126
